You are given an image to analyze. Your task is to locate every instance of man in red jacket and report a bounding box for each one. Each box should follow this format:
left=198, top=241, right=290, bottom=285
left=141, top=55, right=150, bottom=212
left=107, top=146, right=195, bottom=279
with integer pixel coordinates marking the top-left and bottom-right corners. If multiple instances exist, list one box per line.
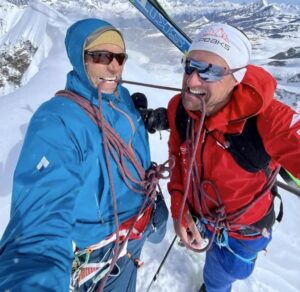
left=167, top=23, right=300, bottom=292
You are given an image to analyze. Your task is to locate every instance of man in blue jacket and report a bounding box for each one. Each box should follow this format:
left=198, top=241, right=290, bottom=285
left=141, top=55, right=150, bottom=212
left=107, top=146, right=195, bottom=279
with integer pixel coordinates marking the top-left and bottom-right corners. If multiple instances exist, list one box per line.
left=0, top=18, right=168, bottom=292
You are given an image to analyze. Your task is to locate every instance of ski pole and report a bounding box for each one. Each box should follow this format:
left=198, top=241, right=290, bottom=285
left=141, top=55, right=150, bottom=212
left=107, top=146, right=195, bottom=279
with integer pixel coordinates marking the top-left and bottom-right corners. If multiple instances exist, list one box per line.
left=275, top=180, right=300, bottom=197
left=121, top=79, right=181, bottom=92
left=146, top=235, right=177, bottom=292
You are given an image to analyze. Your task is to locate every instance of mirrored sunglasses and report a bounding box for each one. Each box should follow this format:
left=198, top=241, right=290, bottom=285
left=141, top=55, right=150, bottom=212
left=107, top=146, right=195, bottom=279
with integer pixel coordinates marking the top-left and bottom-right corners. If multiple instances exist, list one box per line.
left=85, top=50, right=128, bottom=66
left=182, top=57, right=244, bottom=82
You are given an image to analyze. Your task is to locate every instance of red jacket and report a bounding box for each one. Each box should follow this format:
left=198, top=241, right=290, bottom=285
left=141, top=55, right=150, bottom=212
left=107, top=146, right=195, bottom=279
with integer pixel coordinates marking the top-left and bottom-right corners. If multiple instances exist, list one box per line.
left=167, top=65, right=300, bottom=237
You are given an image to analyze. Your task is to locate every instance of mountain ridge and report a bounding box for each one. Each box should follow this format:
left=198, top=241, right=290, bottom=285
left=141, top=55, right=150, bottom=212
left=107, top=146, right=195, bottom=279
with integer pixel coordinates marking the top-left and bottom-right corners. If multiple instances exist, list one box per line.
left=0, top=0, right=299, bottom=97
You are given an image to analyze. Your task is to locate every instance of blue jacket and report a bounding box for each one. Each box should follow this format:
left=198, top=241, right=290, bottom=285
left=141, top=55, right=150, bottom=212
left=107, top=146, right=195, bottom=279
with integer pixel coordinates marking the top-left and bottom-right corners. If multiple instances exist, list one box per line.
left=0, top=18, right=151, bottom=291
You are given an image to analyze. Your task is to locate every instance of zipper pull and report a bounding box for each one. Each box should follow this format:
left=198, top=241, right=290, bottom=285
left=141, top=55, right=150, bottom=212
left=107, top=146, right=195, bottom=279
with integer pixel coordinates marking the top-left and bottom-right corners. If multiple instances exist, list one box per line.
left=216, top=140, right=230, bottom=149
left=201, top=129, right=207, bottom=143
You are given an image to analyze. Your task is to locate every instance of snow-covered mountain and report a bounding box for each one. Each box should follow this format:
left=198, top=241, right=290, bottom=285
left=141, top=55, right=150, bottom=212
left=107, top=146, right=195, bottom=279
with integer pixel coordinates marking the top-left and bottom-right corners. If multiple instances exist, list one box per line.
left=0, top=0, right=299, bottom=103
left=0, top=1, right=300, bottom=291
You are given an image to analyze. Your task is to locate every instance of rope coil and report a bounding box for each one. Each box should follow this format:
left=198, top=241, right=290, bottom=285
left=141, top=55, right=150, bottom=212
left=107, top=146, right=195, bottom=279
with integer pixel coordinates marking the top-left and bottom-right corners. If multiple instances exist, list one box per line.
left=175, top=96, right=279, bottom=253
left=55, top=88, right=173, bottom=291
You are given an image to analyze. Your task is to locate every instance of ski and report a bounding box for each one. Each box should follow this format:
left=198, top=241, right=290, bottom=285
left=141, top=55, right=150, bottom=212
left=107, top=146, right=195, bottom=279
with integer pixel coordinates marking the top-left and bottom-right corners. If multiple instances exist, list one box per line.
left=275, top=180, right=300, bottom=197
left=128, top=0, right=191, bottom=53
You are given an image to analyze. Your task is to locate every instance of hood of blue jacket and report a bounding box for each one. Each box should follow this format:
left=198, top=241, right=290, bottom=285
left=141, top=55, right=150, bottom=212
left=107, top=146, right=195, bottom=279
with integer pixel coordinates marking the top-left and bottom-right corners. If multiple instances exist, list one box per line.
left=64, top=18, right=118, bottom=100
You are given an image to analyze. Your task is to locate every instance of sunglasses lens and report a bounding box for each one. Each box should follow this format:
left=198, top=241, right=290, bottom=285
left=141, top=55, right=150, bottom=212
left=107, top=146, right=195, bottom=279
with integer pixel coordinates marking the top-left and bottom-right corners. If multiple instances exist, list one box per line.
left=184, top=65, right=194, bottom=75
left=97, top=53, right=113, bottom=64
left=184, top=59, right=225, bottom=82
left=184, top=64, right=210, bottom=81
left=115, top=54, right=127, bottom=65
left=86, top=51, right=127, bottom=65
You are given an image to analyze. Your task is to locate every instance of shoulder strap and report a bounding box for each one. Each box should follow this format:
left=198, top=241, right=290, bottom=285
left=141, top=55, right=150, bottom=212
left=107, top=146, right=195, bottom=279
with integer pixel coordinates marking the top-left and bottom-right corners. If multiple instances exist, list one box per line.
left=175, top=100, right=190, bottom=142
left=225, top=116, right=271, bottom=174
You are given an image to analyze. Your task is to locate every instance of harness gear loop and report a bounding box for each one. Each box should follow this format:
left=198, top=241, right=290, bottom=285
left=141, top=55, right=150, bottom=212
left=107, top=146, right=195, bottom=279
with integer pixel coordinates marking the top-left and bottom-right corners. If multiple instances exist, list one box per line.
left=126, top=252, right=145, bottom=268
left=71, top=247, right=114, bottom=291
left=216, top=229, right=257, bottom=264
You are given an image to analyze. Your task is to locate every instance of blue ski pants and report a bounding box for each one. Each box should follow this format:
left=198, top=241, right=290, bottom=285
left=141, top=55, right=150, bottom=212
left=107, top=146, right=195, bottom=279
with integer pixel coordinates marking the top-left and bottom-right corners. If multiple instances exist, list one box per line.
left=203, top=232, right=272, bottom=292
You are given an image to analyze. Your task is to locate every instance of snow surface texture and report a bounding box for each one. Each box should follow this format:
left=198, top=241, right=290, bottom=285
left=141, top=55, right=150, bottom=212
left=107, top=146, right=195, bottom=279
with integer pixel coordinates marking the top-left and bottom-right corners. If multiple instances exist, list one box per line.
left=0, top=1, right=299, bottom=291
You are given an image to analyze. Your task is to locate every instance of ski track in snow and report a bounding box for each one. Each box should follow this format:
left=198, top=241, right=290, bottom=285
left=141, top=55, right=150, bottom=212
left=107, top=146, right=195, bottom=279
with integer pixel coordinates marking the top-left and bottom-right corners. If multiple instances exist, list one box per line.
left=0, top=1, right=300, bottom=292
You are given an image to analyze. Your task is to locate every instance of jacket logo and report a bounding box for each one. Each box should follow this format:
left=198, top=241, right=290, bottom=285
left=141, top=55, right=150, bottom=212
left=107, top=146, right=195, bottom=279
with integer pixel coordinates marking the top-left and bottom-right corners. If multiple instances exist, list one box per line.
left=37, top=156, right=50, bottom=171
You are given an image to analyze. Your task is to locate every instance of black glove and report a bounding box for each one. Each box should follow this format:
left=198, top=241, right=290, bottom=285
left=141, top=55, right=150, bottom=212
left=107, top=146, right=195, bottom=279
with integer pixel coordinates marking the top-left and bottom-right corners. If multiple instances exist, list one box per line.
left=131, top=92, right=169, bottom=134
left=131, top=92, right=148, bottom=110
